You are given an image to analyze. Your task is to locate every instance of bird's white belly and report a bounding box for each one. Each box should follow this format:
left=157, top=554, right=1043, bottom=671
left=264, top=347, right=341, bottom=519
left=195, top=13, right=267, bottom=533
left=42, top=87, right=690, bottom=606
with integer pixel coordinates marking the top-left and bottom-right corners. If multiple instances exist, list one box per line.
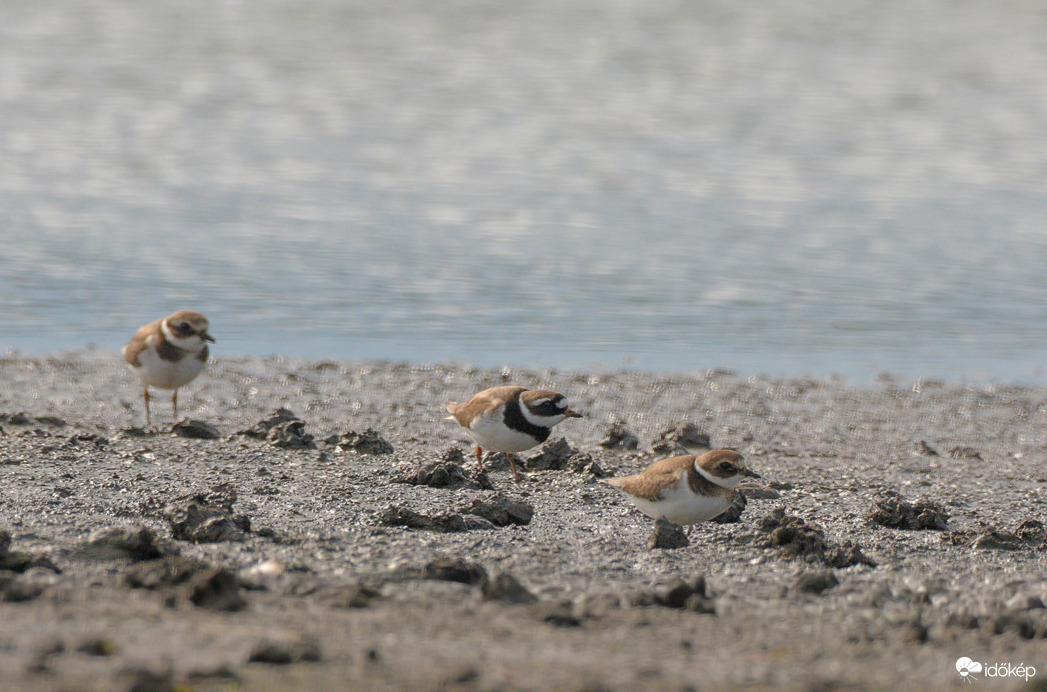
left=627, top=475, right=730, bottom=525
left=467, top=406, right=540, bottom=453
left=133, top=348, right=206, bottom=389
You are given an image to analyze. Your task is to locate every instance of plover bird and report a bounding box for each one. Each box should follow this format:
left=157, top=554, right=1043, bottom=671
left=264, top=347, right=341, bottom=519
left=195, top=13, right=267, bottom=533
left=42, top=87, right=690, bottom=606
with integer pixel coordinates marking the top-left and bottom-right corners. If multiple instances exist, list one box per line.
left=444, top=385, right=582, bottom=482
left=604, top=449, right=759, bottom=525
left=122, top=310, right=214, bottom=426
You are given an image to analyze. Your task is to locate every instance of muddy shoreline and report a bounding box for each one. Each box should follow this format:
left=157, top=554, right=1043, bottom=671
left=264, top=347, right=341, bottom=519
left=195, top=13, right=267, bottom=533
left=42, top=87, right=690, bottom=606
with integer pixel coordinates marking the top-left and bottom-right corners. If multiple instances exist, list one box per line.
left=1, top=353, right=1045, bottom=691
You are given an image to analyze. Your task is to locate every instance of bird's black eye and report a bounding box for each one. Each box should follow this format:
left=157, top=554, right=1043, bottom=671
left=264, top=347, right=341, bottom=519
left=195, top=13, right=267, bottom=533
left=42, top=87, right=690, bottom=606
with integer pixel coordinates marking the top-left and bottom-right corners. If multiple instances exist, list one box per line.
left=177, top=323, right=193, bottom=334
left=719, top=461, right=734, bottom=473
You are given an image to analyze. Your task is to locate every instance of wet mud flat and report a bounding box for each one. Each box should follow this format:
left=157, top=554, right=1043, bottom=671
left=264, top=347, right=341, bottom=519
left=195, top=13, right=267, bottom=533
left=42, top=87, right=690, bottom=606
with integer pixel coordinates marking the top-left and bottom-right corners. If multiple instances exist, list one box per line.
left=0, top=353, right=1045, bottom=691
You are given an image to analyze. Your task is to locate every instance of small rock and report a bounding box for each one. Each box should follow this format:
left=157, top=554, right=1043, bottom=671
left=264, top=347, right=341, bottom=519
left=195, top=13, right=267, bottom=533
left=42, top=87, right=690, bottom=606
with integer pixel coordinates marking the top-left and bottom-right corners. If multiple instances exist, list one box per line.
left=598, top=421, right=639, bottom=450
left=914, top=441, right=939, bottom=456
left=0, top=544, right=60, bottom=573
left=568, top=454, right=607, bottom=477
left=421, top=557, right=488, bottom=586
left=1014, top=519, right=1046, bottom=545
left=792, top=570, right=839, bottom=594
left=248, top=638, right=321, bottom=665
left=171, top=419, right=221, bottom=440
left=187, top=567, right=246, bottom=611
left=461, top=494, right=534, bottom=526
left=653, top=423, right=710, bottom=454
left=77, top=526, right=166, bottom=562
left=946, top=446, right=982, bottom=461
left=441, top=447, right=466, bottom=464
left=899, top=621, right=929, bottom=644
left=240, top=409, right=315, bottom=449
left=378, top=505, right=479, bottom=533
left=163, top=485, right=247, bottom=543
left=127, top=556, right=211, bottom=590
left=753, top=508, right=875, bottom=568
left=391, top=461, right=492, bottom=490
left=869, top=491, right=949, bottom=531
left=314, top=583, right=380, bottom=609
left=530, top=601, right=581, bottom=627
left=0, top=413, right=66, bottom=427
left=1004, top=593, right=1045, bottom=611
left=77, top=637, right=118, bottom=657
left=481, top=572, right=537, bottom=604
left=1, top=574, right=48, bottom=603
left=650, top=518, right=689, bottom=549
left=324, top=429, right=393, bottom=455
left=524, top=438, right=578, bottom=470
left=126, top=668, right=176, bottom=692
left=823, top=541, right=877, bottom=568
left=971, top=530, right=1024, bottom=551
left=654, top=575, right=708, bottom=608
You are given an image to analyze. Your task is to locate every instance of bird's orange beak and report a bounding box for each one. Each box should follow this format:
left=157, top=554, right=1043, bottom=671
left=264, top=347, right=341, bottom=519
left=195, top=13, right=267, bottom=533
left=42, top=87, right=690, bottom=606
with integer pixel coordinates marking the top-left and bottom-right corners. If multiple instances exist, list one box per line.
left=564, top=409, right=583, bottom=418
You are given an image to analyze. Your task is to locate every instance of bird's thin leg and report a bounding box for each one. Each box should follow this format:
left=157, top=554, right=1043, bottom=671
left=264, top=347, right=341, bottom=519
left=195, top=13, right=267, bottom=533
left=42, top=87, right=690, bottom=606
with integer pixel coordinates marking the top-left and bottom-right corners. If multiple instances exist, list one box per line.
left=476, top=446, right=484, bottom=472
left=144, top=387, right=151, bottom=427
left=508, top=452, right=521, bottom=483
left=172, top=388, right=179, bottom=420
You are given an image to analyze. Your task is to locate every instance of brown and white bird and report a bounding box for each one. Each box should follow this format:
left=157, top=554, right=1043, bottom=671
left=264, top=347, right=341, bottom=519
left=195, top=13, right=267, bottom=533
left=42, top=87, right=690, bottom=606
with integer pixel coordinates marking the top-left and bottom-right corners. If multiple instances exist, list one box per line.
left=604, top=449, right=759, bottom=525
left=444, top=385, right=582, bottom=482
left=122, top=310, right=214, bottom=426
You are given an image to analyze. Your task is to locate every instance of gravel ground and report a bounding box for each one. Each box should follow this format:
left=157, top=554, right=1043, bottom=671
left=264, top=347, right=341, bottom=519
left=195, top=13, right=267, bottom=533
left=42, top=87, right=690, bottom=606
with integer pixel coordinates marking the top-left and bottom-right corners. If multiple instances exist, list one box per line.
left=1, top=352, right=1045, bottom=691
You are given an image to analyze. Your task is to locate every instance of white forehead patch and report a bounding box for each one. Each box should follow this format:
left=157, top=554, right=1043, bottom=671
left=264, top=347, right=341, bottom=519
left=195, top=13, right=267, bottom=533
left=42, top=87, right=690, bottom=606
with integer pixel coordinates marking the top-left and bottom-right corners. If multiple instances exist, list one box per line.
left=555, top=399, right=568, bottom=409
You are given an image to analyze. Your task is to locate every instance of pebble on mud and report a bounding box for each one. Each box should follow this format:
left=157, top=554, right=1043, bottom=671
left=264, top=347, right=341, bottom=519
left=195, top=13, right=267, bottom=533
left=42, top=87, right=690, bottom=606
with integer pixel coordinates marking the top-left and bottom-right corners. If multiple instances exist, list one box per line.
left=391, top=460, right=493, bottom=490
left=653, top=575, right=714, bottom=613
left=422, top=557, right=489, bottom=586
left=598, top=421, right=639, bottom=450
left=187, top=567, right=247, bottom=611
left=171, top=419, right=221, bottom=440
left=792, top=570, right=840, bottom=595
left=239, top=409, right=315, bottom=449
left=652, top=423, right=711, bottom=455
left=0, top=529, right=61, bottom=575
left=379, top=505, right=492, bottom=533
left=248, top=637, right=321, bottom=665
left=524, top=437, right=578, bottom=471
left=481, top=572, right=537, bottom=604
left=324, top=428, right=394, bottom=455
left=76, top=525, right=167, bottom=562
left=754, top=508, right=877, bottom=568
left=650, top=519, right=689, bottom=549
left=461, top=494, right=534, bottom=526
left=163, top=484, right=250, bottom=543
left=380, top=494, right=534, bottom=532
left=869, top=491, right=949, bottom=531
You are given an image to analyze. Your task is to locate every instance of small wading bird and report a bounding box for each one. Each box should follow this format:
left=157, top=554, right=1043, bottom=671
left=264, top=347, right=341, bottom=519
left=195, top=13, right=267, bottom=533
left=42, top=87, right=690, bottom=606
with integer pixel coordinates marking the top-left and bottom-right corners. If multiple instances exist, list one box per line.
left=444, top=385, right=582, bottom=482
left=604, top=449, right=759, bottom=527
left=122, top=311, right=214, bottom=426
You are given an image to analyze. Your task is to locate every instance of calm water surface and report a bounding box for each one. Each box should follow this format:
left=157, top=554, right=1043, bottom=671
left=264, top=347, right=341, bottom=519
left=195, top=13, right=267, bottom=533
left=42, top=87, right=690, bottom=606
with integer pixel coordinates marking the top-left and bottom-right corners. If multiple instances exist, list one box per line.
left=2, top=1, right=1047, bottom=381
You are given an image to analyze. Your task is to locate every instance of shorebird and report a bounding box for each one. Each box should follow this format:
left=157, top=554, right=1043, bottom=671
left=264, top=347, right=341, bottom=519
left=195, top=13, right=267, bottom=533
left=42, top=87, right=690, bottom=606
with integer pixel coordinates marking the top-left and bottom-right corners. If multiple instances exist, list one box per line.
left=122, top=310, right=214, bottom=425
left=444, top=385, right=582, bottom=481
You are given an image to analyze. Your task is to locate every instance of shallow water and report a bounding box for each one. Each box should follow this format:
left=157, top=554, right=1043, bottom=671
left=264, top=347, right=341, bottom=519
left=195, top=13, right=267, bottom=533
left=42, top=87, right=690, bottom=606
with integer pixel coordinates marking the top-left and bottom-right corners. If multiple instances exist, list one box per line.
left=2, top=0, right=1047, bottom=381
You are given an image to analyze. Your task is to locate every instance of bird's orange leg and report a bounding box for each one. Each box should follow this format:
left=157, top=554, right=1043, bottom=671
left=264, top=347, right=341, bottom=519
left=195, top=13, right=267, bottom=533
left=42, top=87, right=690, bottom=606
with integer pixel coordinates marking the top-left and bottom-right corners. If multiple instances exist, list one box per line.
left=476, top=446, right=484, bottom=472
left=144, top=387, right=152, bottom=427
left=508, top=452, right=521, bottom=483
left=172, top=388, right=179, bottom=420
